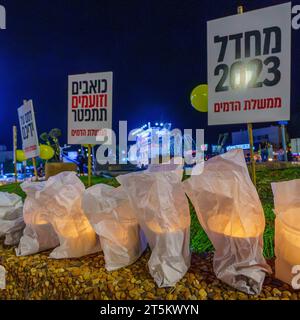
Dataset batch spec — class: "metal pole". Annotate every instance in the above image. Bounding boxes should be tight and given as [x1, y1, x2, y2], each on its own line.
[91, 145, 95, 175]
[88, 144, 92, 187]
[281, 124, 288, 162]
[238, 5, 257, 186]
[247, 123, 257, 186]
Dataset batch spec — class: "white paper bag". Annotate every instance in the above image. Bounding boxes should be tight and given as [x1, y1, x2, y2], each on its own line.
[17, 223, 59, 256]
[0, 192, 22, 219]
[17, 172, 99, 258]
[117, 161, 191, 287]
[272, 179, 300, 285]
[184, 149, 271, 294]
[82, 184, 147, 271]
[16, 180, 60, 256]
[0, 193, 25, 246]
[0, 215, 25, 246]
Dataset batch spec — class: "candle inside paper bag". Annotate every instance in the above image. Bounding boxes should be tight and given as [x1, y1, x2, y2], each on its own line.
[49, 215, 98, 259]
[100, 220, 139, 245]
[207, 214, 264, 238]
[53, 216, 96, 240]
[146, 215, 190, 234]
[100, 220, 142, 266]
[276, 208, 300, 265]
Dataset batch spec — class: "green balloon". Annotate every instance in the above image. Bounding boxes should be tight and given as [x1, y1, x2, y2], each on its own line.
[190, 84, 208, 112]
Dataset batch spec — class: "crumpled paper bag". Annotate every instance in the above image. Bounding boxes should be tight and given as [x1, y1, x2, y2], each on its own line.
[0, 192, 22, 219]
[117, 160, 191, 287]
[0, 209, 25, 246]
[17, 172, 100, 258]
[271, 179, 300, 285]
[184, 149, 271, 294]
[0, 192, 25, 246]
[17, 223, 59, 256]
[16, 181, 60, 256]
[82, 184, 147, 271]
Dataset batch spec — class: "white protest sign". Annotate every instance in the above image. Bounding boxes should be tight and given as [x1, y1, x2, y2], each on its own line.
[207, 2, 291, 125]
[18, 100, 40, 159]
[68, 72, 113, 145]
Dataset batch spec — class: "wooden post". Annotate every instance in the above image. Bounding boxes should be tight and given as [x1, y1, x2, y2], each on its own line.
[32, 157, 38, 181]
[87, 144, 92, 187]
[237, 5, 244, 14]
[13, 126, 17, 183]
[238, 5, 257, 186]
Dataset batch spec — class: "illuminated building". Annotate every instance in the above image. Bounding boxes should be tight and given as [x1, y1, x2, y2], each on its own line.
[130, 122, 172, 167]
[232, 126, 282, 146]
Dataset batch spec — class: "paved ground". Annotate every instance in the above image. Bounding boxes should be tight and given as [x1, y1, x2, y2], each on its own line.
[0, 241, 298, 300]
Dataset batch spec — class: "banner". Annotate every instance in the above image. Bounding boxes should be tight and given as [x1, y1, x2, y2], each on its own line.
[17, 100, 40, 159]
[207, 2, 291, 125]
[68, 72, 113, 144]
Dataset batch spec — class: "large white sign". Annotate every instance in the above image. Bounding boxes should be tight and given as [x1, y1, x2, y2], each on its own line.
[207, 2, 291, 125]
[68, 72, 113, 144]
[18, 100, 40, 159]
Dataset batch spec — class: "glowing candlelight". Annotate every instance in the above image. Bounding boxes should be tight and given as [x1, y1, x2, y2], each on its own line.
[207, 214, 264, 238]
[275, 208, 300, 284]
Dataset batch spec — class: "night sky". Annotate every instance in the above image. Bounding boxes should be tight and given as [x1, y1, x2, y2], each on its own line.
[0, 0, 300, 148]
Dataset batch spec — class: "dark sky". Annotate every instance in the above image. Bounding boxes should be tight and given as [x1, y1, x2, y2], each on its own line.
[0, 0, 300, 148]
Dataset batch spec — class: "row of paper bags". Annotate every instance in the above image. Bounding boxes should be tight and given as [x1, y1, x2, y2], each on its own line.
[0, 149, 299, 294]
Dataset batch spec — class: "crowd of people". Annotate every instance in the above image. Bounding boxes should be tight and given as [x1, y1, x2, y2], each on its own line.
[245, 141, 294, 163]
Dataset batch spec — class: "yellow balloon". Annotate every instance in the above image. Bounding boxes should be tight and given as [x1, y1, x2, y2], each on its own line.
[190, 84, 208, 112]
[16, 150, 26, 162]
[39, 144, 55, 160]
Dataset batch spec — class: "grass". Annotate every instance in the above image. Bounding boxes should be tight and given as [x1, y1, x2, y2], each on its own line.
[0, 176, 119, 198]
[79, 176, 119, 188]
[1, 166, 300, 259]
[0, 183, 26, 199]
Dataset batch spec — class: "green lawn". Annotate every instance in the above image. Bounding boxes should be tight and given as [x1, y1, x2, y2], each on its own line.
[1, 167, 300, 259]
[0, 176, 119, 199]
